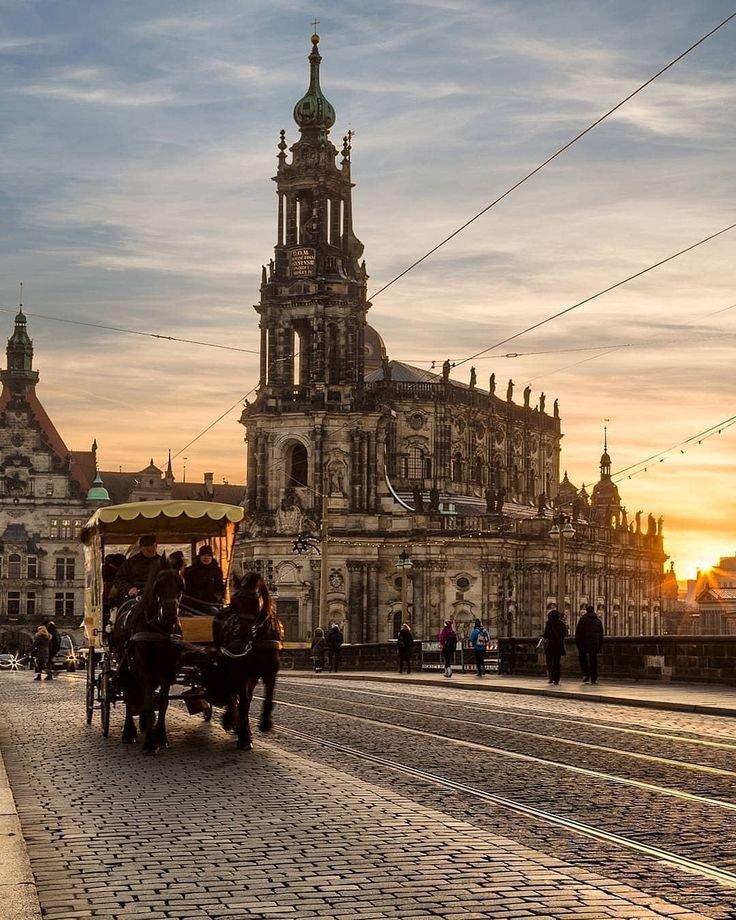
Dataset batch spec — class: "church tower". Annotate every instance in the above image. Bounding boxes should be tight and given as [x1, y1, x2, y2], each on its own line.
[258, 30, 368, 399]
[243, 31, 380, 538]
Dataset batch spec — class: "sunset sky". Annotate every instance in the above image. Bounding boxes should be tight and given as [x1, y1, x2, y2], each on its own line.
[0, 1, 734, 579]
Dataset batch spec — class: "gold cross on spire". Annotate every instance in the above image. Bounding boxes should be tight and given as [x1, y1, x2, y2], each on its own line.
[312, 18, 319, 34]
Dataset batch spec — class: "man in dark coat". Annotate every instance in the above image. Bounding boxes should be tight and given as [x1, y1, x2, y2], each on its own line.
[112, 534, 162, 601]
[184, 546, 225, 608]
[575, 604, 604, 685]
[325, 623, 343, 673]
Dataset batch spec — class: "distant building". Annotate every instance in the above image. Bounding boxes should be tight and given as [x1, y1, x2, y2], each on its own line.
[0, 309, 105, 650]
[237, 35, 669, 642]
[691, 556, 736, 634]
[0, 309, 244, 651]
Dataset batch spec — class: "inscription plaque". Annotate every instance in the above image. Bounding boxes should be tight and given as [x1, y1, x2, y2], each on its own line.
[289, 247, 316, 277]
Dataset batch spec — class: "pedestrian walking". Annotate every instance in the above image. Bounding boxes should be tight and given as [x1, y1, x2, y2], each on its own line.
[575, 604, 604, 684]
[468, 618, 491, 677]
[543, 608, 568, 685]
[326, 623, 343, 672]
[397, 623, 414, 674]
[438, 619, 457, 677]
[29, 625, 51, 681]
[310, 628, 327, 673]
[45, 620, 61, 680]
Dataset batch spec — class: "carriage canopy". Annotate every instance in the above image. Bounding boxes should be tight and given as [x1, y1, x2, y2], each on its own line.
[80, 500, 246, 647]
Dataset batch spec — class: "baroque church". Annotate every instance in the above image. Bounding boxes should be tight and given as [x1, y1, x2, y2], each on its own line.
[239, 33, 670, 642]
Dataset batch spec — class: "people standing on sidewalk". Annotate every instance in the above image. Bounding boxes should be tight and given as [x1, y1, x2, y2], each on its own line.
[397, 623, 414, 674]
[575, 604, 604, 684]
[30, 625, 51, 681]
[326, 623, 343, 673]
[45, 620, 61, 680]
[310, 628, 327, 673]
[543, 609, 568, 685]
[439, 619, 457, 677]
[468, 618, 491, 677]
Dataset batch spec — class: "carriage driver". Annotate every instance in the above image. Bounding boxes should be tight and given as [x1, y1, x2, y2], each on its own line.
[112, 534, 163, 601]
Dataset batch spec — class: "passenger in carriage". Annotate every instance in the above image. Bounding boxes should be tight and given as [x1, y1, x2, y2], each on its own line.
[184, 545, 225, 610]
[111, 534, 163, 601]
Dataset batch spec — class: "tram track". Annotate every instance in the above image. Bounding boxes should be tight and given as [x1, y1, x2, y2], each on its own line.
[274, 697, 736, 813]
[280, 678, 736, 751]
[276, 681, 736, 778]
[277, 725, 736, 890]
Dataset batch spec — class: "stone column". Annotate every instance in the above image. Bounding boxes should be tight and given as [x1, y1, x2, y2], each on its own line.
[347, 561, 363, 642]
[366, 562, 380, 642]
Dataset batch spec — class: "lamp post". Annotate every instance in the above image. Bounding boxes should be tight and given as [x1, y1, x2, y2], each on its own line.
[549, 510, 575, 616]
[396, 549, 412, 627]
[319, 466, 329, 628]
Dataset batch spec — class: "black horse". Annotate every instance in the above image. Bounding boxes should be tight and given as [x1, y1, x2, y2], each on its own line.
[110, 564, 184, 754]
[210, 573, 283, 750]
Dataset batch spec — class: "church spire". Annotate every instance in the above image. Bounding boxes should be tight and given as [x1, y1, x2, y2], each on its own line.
[0, 290, 40, 392]
[293, 30, 336, 145]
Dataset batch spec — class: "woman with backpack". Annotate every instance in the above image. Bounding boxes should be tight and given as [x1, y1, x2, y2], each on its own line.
[468, 618, 491, 677]
[438, 619, 457, 678]
[310, 627, 328, 673]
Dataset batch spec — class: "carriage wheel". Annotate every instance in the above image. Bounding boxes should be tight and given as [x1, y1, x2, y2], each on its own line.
[100, 663, 112, 738]
[85, 651, 96, 725]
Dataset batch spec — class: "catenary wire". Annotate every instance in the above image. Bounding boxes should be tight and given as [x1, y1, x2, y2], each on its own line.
[367, 11, 736, 301]
[452, 222, 736, 368]
[0, 304, 259, 355]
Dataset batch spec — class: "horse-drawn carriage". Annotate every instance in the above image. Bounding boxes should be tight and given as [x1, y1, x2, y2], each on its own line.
[81, 500, 282, 752]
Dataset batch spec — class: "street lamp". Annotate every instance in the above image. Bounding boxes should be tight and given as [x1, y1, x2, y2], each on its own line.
[549, 510, 575, 616]
[396, 549, 413, 627]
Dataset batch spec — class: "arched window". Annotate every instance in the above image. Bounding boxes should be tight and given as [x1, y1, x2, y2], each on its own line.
[406, 446, 427, 480]
[452, 452, 463, 483]
[287, 443, 308, 487]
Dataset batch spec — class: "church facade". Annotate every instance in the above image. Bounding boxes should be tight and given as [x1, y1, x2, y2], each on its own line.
[238, 34, 669, 642]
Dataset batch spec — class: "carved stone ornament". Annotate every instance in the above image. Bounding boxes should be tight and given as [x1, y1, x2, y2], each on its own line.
[408, 412, 425, 431]
[328, 569, 344, 591]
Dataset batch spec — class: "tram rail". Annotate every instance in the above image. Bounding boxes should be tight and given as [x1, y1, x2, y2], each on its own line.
[275, 681, 736, 777]
[273, 697, 736, 812]
[277, 725, 736, 890]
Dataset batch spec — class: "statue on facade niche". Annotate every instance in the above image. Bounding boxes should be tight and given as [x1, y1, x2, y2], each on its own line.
[275, 493, 303, 534]
[489, 373, 496, 396]
[412, 484, 424, 512]
[495, 488, 506, 514]
[442, 359, 451, 382]
[537, 493, 547, 516]
[635, 510, 642, 534]
[507, 379, 514, 401]
[523, 385, 531, 408]
[469, 367, 476, 389]
[485, 487, 494, 514]
[429, 485, 440, 511]
[328, 462, 346, 496]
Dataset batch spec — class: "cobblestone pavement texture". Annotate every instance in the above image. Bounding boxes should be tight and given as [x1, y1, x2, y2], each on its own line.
[0, 673, 732, 920]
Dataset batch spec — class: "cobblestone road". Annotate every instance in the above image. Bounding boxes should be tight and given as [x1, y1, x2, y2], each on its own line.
[0, 673, 732, 919]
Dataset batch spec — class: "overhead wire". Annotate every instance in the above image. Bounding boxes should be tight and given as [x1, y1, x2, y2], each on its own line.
[452, 222, 736, 368]
[0, 304, 259, 355]
[612, 414, 736, 482]
[367, 10, 736, 301]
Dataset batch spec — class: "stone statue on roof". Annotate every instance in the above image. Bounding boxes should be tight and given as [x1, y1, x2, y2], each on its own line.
[442, 359, 451, 382]
[489, 373, 496, 396]
[523, 385, 531, 408]
[469, 367, 476, 389]
[507, 379, 514, 401]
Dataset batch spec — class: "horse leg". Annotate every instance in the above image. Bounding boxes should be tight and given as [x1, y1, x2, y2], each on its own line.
[222, 693, 237, 732]
[236, 678, 256, 750]
[121, 696, 138, 744]
[151, 683, 171, 750]
[259, 662, 278, 733]
[140, 675, 159, 755]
